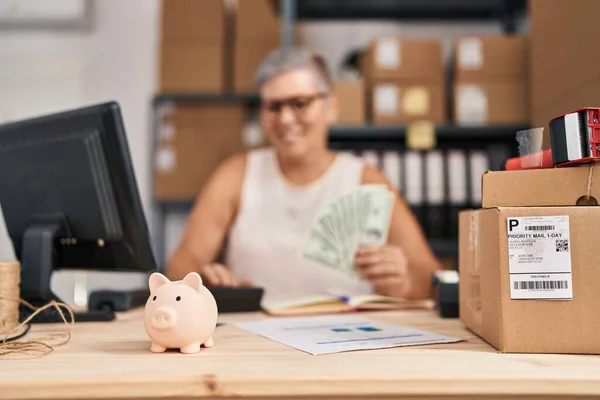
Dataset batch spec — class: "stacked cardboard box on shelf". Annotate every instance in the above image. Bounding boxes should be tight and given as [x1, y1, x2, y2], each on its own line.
[159, 0, 227, 93]
[459, 166, 600, 354]
[452, 35, 529, 125]
[154, 103, 248, 200]
[155, 0, 282, 200]
[530, 0, 600, 148]
[233, 0, 281, 93]
[334, 80, 366, 125]
[362, 37, 446, 124]
[159, 0, 285, 93]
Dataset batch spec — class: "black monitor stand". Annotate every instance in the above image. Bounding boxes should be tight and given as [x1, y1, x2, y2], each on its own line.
[18, 218, 146, 324]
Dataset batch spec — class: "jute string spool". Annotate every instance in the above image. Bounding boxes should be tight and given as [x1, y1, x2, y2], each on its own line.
[0, 261, 75, 358]
[0, 261, 19, 334]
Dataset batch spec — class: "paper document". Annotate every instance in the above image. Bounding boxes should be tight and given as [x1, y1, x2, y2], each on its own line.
[0, 202, 16, 261]
[234, 315, 463, 355]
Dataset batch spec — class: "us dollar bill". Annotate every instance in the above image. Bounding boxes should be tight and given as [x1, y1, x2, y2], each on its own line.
[303, 184, 395, 279]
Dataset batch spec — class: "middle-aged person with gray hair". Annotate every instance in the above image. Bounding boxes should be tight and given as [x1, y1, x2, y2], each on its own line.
[166, 47, 442, 300]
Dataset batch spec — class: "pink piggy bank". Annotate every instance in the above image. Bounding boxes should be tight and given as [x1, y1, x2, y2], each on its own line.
[143, 272, 218, 354]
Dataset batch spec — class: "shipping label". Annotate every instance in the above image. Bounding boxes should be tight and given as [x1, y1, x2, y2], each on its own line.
[506, 216, 573, 300]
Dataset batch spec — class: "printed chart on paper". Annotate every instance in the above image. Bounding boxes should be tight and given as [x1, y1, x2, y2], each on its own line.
[234, 315, 462, 355]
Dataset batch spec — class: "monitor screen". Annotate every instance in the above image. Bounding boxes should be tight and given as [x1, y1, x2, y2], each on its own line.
[0, 102, 157, 274]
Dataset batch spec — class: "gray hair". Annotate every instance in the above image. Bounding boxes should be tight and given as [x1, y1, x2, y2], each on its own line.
[254, 47, 333, 92]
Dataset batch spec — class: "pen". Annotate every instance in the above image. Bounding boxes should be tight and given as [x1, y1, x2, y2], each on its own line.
[326, 289, 350, 303]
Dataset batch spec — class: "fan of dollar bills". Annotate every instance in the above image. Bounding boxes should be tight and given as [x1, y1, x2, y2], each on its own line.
[303, 184, 395, 279]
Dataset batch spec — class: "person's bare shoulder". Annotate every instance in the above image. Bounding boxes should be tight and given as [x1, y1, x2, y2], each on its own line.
[217, 151, 247, 175]
[360, 162, 393, 188]
[206, 151, 246, 187]
[360, 162, 413, 208]
[196, 152, 248, 212]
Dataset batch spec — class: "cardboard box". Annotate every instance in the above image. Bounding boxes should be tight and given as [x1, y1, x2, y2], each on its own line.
[234, 0, 279, 38]
[334, 80, 366, 125]
[482, 166, 600, 208]
[453, 80, 529, 125]
[158, 0, 227, 92]
[154, 104, 247, 200]
[362, 37, 444, 82]
[369, 81, 446, 124]
[461, 167, 600, 354]
[459, 206, 600, 354]
[161, 0, 226, 41]
[233, 36, 279, 93]
[231, 0, 281, 92]
[159, 42, 225, 93]
[530, 0, 600, 146]
[454, 35, 528, 81]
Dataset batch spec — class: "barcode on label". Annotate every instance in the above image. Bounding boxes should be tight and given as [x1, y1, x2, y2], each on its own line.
[524, 225, 555, 231]
[513, 280, 569, 290]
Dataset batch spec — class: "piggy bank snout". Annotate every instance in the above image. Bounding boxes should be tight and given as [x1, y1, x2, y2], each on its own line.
[151, 307, 178, 330]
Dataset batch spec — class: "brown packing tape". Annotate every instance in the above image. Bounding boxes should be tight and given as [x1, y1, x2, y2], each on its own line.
[469, 212, 482, 330]
[459, 211, 480, 335]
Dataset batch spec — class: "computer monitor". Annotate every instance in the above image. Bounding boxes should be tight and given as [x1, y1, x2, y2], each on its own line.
[0, 102, 158, 323]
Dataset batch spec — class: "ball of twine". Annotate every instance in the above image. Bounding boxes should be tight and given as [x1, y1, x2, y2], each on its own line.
[0, 261, 75, 358]
[0, 261, 20, 335]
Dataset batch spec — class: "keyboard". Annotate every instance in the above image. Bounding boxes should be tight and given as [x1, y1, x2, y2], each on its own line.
[18, 285, 265, 325]
[88, 286, 264, 314]
[208, 287, 264, 313]
[19, 305, 114, 324]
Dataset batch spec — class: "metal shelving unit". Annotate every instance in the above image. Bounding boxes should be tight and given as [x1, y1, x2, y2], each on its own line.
[150, 1, 528, 265]
[328, 124, 529, 142]
[277, 0, 527, 43]
[154, 93, 260, 106]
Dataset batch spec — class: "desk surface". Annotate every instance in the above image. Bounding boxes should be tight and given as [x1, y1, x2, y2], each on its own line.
[2, 309, 600, 400]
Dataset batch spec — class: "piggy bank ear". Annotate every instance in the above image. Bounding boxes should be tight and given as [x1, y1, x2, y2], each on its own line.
[149, 272, 170, 293]
[182, 272, 203, 292]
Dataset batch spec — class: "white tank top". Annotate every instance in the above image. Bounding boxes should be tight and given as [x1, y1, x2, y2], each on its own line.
[224, 147, 373, 296]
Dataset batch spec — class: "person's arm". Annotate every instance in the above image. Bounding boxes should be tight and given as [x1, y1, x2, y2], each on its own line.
[165, 153, 246, 284]
[357, 163, 443, 299]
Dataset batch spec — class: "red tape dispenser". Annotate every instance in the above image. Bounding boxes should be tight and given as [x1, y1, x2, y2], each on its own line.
[550, 107, 600, 167]
[505, 107, 600, 170]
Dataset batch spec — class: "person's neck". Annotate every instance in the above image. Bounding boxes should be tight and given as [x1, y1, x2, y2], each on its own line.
[276, 149, 336, 186]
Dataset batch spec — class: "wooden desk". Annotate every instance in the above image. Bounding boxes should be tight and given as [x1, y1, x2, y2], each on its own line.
[2, 308, 600, 399]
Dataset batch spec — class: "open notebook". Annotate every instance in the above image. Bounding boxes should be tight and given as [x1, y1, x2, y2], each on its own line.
[261, 293, 434, 316]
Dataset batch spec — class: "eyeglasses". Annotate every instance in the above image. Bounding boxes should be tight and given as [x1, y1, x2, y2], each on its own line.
[260, 92, 329, 119]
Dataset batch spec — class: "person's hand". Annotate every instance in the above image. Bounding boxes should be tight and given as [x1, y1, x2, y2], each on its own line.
[200, 263, 253, 287]
[354, 245, 410, 298]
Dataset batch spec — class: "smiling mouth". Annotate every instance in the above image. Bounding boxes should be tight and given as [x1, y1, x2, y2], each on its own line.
[280, 132, 303, 143]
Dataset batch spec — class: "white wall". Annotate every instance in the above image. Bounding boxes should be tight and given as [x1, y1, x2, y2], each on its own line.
[0, 1, 526, 306]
